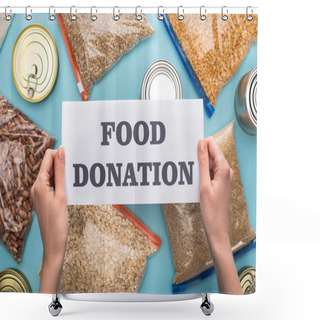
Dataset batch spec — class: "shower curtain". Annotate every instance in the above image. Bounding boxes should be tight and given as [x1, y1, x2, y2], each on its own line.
[0, 8, 257, 297]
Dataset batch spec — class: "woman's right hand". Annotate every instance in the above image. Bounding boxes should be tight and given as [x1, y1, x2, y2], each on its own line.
[197, 137, 233, 249]
[197, 137, 243, 295]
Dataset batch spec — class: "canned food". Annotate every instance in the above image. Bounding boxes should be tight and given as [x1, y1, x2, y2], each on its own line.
[12, 24, 58, 103]
[234, 67, 257, 135]
[0, 269, 31, 292]
[238, 267, 256, 294]
[141, 60, 182, 100]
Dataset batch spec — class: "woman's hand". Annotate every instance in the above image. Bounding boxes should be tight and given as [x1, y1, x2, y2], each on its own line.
[31, 146, 68, 294]
[198, 138, 243, 295]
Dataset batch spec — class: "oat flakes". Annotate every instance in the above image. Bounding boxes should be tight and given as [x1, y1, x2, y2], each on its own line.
[61, 205, 161, 293]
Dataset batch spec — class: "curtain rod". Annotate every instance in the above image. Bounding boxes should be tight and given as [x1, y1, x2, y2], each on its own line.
[0, 6, 259, 15]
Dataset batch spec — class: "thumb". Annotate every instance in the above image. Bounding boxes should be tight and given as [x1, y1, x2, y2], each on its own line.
[197, 139, 211, 191]
[54, 146, 66, 200]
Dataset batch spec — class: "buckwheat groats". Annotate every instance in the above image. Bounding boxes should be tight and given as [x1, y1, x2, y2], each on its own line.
[58, 14, 155, 100]
[214, 121, 256, 251]
[166, 14, 258, 116]
[61, 205, 161, 293]
[162, 202, 213, 285]
[163, 121, 255, 285]
[0, 94, 55, 262]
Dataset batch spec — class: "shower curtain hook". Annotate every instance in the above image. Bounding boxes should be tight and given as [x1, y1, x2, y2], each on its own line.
[113, 6, 120, 21]
[246, 6, 253, 21]
[158, 6, 164, 20]
[91, 6, 97, 21]
[177, 6, 184, 21]
[4, 6, 12, 21]
[135, 6, 142, 21]
[49, 6, 56, 21]
[25, 6, 32, 21]
[70, 6, 77, 21]
[200, 6, 207, 21]
[221, 6, 228, 21]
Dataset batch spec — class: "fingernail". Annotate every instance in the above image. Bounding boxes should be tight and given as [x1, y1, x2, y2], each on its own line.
[199, 140, 206, 151]
[58, 146, 64, 160]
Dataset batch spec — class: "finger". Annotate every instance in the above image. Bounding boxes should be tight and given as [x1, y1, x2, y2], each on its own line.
[209, 156, 214, 171]
[53, 146, 66, 200]
[49, 174, 55, 189]
[204, 137, 222, 160]
[206, 137, 230, 179]
[37, 149, 56, 185]
[30, 185, 34, 202]
[197, 139, 211, 190]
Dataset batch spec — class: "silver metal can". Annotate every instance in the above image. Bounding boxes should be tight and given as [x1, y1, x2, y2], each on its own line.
[238, 267, 256, 294]
[12, 24, 58, 103]
[0, 269, 31, 293]
[141, 60, 182, 100]
[234, 67, 257, 135]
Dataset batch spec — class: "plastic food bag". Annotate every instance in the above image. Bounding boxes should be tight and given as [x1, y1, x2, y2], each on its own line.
[57, 14, 155, 100]
[61, 205, 162, 293]
[162, 121, 255, 292]
[164, 14, 258, 117]
[0, 14, 12, 50]
[215, 121, 256, 251]
[0, 95, 55, 262]
[162, 203, 213, 285]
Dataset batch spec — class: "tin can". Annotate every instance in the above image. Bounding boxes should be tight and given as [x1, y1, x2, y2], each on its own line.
[0, 269, 31, 292]
[238, 267, 256, 294]
[234, 67, 257, 135]
[141, 60, 183, 100]
[12, 24, 58, 103]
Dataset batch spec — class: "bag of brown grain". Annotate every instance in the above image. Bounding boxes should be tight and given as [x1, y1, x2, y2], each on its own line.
[162, 121, 255, 291]
[164, 14, 258, 117]
[57, 14, 155, 100]
[0, 94, 55, 262]
[61, 205, 161, 293]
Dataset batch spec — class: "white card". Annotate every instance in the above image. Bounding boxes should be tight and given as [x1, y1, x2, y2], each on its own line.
[62, 99, 203, 205]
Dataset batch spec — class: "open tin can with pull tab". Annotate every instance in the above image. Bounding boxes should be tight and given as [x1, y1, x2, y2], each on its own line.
[12, 24, 58, 103]
[234, 67, 257, 135]
[141, 60, 183, 100]
[238, 267, 256, 294]
[0, 269, 31, 293]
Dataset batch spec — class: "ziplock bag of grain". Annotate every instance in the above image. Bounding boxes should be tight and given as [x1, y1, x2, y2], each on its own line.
[162, 121, 255, 292]
[57, 14, 155, 100]
[61, 205, 161, 293]
[0, 14, 13, 50]
[0, 94, 55, 262]
[164, 14, 257, 117]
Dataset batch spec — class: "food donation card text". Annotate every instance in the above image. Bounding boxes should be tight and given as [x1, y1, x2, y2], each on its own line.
[62, 99, 203, 204]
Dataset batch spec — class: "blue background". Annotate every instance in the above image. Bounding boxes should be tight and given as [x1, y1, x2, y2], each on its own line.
[0, 14, 256, 294]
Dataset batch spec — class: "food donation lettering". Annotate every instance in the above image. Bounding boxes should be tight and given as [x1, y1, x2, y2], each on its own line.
[73, 121, 195, 188]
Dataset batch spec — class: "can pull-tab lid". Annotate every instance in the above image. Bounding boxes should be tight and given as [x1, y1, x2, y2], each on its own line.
[27, 64, 38, 99]
[12, 24, 58, 103]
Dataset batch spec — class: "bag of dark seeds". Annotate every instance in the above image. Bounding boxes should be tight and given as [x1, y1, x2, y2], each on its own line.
[57, 14, 155, 100]
[0, 94, 55, 262]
